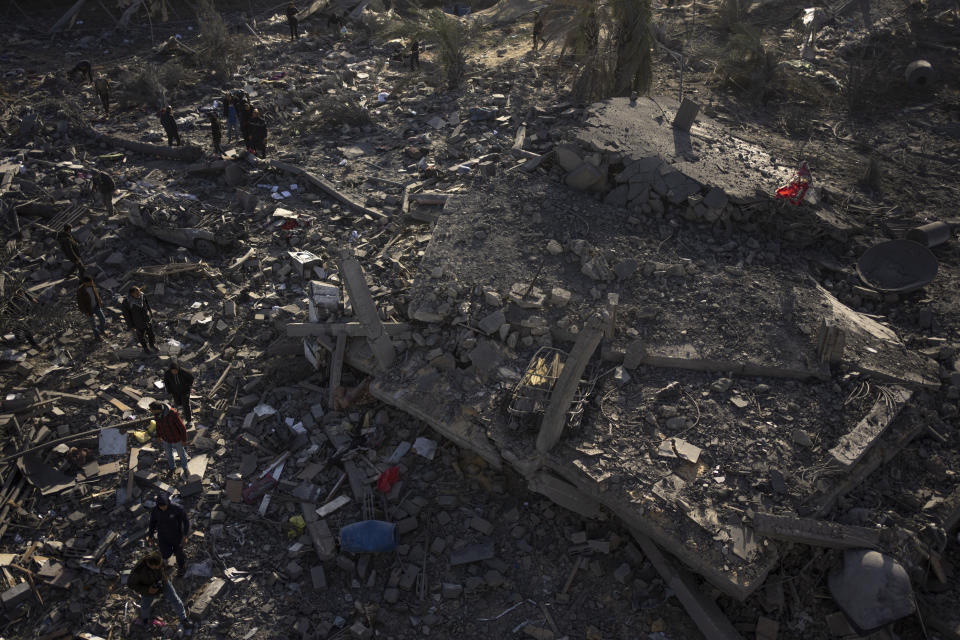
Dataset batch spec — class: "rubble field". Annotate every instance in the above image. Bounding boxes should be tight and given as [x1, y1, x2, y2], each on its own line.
[1, 0, 960, 639]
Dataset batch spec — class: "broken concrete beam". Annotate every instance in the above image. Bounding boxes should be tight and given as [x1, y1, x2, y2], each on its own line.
[528, 472, 602, 519]
[565, 163, 604, 190]
[187, 577, 226, 619]
[673, 98, 701, 132]
[536, 320, 604, 453]
[449, 542, 495, 566]
[1, 581, 32, 610]
[337, 251, 395, 370]
[817, 318, 846, 364]
[630, 528, 744, 640]
[81, 127, 203, 162]
[286, 322, 410, 338]
[307, 519, 336, 561]
[829, 386, 911, 468]
[753, 513, 880, 550]
[269, 160, 385, 219]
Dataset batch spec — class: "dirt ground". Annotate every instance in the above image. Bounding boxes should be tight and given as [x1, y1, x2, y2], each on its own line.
[1, 0, 959, 639]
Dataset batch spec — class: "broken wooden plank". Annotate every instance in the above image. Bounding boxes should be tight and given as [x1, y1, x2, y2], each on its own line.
[187, 577, 226, 618]
[337, 251, 395, 370]
[829, 386, 911, 468]
[287, 322, 411, 338]
[630, 528, 744, 640]
[753, 513, 881, 549]
[328, 334, 346, 410]
[269, 160, 386, 219]
[206, 363, 233, 400]
[528, 471, 602, 519]
[315, 495, 351, 518]
[536, 320, 604, 453]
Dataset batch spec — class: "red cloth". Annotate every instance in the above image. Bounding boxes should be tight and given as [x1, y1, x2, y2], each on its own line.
[775, 162, 812, 205]
[377, 466, 400, 493]
[156, 407, 188, 444]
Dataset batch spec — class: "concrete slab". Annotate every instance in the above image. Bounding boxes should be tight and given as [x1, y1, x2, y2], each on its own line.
[574, 96, 793, 202]
[365, 186, 937, 601]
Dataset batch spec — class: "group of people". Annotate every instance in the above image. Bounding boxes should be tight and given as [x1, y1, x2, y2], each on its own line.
[48, 223, 199, 630]
[221, 92, 268, 158]
[130, 491, 192, 633]
[68, 60, 270, 159]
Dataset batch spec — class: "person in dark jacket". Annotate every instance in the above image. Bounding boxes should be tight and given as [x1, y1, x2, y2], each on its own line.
[246, 109, 267, 157]
[150, 401, 190, 474]
[77, 275, 106, 341]
[159, 106, 182, 146]
[532, 11, 544, 50]
[91, 170, 116, 215]
[286, 2, 299, 40]
[224, 96, 238, 143]
[207, 112, 223, 155]
[68, 59, 93, 83]
[94, 74, 110, 115]
[410, 39, 420, 70]
[149, 493, 190, 576]
[128, 552, 191, 634]
[163, 361, 195, 425]
[56, 224, 84, 275]
[121, 286, 157, 354]
[237, 99, 253, 150]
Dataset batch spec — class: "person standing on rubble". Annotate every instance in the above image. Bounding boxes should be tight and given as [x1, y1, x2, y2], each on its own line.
[128, 552, 193, 635]
[286, 2, 300, 40]
[121, 286, 158, 355]
[92, 169, 116, 216]
[224, 96, 238, 143]
[150, 400, 190, 476]
[163, 361, 195, 426]
[238, 99, 253, 150]
[532, 11, 544, 51]
[56, 224, 84, 276]
[76, 275, 107, 341]
[160, 106, 182, 147]
[207, 112, 223, 156]
[409, 39, 420, 71]
[149, 493, 190, 577]
[246, 109, 268, 158]
[94, 73, 110, 115]
[67, 59, 93, 83]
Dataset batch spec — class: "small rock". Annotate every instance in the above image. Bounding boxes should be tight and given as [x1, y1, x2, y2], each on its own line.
[546, 239, 563, 255]
[711, 378, 733, 393]
[441, 582, 463, 599]
[550, 287, 572, 307]
[791, 428, 814, 448]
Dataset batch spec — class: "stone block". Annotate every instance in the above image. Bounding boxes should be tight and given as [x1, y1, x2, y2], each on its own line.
[555, 146, 583, 172]
[565, 163, 604, 190]
[469, 516, 494, 536]
[673, 98, 700, 131]
[442, 582, 463, 599]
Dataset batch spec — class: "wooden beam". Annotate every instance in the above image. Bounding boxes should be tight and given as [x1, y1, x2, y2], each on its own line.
[536, 319, 603, 453]
[287, 322, 410, 338]
[328, 334, 346, 410]
[337, 251, 395, 370]
[269, 160, 386, 220]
